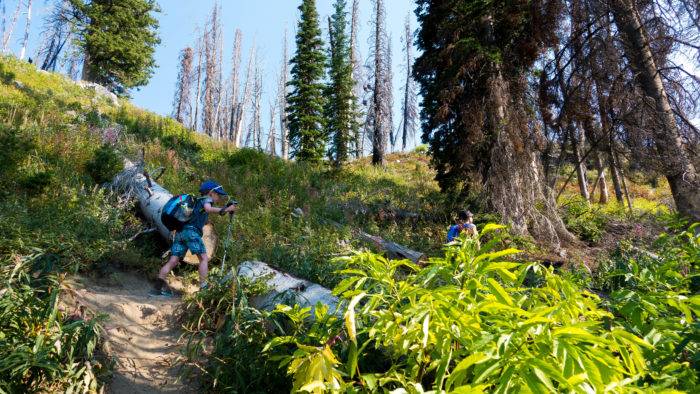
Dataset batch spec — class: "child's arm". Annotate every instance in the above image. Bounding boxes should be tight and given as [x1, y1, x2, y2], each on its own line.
[202, 202, 237, 215]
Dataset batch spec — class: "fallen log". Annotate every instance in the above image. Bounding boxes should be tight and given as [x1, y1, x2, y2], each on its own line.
[236, 261, 340, 316]
[355, 229, 425, 263]
[112, 159, 216, 265]
[327, 220, 425, 263]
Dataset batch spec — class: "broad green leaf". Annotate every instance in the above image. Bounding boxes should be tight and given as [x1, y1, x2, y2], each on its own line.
[486, 278, 514, 307]
[552, 327, 604, 344]
[451, 384, 490, 394]
[344, 292, 366, 342]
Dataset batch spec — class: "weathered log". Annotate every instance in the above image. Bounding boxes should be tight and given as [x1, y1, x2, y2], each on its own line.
[236, 261, 340, 316]
[112, 160, 216, 265]
[326, 219, 425, 263]
[355, 229, 425, 263]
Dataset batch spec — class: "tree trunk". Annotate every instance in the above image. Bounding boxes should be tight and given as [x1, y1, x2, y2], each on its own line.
[570, 123, 590, 201]
[594, 151, 609, 203]
[237, 261, 339, 316]
[486, 73, 574, 248]
[18, 0, 31, 61]
[608, 141, 624, 203]
[610, 0, 700, 222]
[2, 1, 22, 53]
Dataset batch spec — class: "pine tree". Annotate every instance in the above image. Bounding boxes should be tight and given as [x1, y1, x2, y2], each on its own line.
[326, 0, 355, 167]
[413, 0, 574, 246]
[69, 0, 160, 93]
[287, 0, 327, 163]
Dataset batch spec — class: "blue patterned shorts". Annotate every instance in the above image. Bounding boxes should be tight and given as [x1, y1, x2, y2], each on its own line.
[171, 227, 207, 257]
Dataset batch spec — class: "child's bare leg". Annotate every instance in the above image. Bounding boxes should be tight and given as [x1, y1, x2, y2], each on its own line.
[159, 255, 181, 281]
[197, 253, 209, 286]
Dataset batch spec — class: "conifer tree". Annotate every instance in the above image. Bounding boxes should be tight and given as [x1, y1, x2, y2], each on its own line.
[287, 0, 327, 163]
[413, 0, 574, 246]
[326, 0, 355, 167]
[69, 0, 160, 93]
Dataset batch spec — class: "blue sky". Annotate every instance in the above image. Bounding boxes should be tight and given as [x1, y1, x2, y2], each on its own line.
[4, 0, 420, 149]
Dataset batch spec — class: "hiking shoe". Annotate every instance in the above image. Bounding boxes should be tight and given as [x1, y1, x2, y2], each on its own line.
[199, 283, 209, 291]
[149, 287, 174, 297]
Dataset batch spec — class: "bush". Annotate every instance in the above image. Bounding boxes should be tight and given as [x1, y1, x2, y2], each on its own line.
[590, 224, 699, 391]
[0, 255, 105, 393]
[86, 145, 123, 184]
[560, 196, 612, 242]
[259, 225, 698, 392]
[18, 170, 54, 196]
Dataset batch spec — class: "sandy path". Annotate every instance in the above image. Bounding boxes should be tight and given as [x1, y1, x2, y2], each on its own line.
[66, 271, 199, 394]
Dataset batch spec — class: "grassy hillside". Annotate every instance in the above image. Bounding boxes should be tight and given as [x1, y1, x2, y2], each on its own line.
[0, 57, 696, 393]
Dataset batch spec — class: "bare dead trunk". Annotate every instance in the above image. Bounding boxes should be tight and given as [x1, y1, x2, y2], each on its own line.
[2, 1, 22, 53]
[611, 0, 700, 221]
[18, 0, 31, 60]
[192, 36, 204, 131]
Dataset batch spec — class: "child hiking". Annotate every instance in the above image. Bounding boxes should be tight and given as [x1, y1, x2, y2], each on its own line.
[447, 209, 478, 242]
[153, 180, 237, 297]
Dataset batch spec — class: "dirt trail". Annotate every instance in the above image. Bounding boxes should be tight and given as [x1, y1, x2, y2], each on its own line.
[65, 271, 199, 394]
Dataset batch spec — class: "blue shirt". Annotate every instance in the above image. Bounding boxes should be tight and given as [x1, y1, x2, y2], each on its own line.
[183, 196, 213, 234]
[447, 223, 476, 242]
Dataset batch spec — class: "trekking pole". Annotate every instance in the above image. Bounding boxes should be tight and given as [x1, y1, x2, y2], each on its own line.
[221, 212, 234, 271]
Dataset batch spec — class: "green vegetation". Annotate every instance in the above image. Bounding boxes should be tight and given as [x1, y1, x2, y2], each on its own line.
[0, 54, 697, 393]
[184, 226, 698, 393]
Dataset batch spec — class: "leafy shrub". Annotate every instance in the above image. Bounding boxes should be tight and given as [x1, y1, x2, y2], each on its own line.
[591, 224, 699, 391]
[0, 255, 105, 393]
[413, 144, 428, 155]
[560, 196, 611, 242]
[261, 226, 695, 392]
[85, 145, 123, 184]
[0, 126, 33, 181]
[180, 270, 290, 392]
[18, 170, 55, 195]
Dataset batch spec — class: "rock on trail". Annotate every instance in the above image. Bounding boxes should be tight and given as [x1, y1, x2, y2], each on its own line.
[65, 271, 199, 394]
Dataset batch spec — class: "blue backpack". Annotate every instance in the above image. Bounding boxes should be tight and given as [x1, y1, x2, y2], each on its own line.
[161, 194, 196, 231]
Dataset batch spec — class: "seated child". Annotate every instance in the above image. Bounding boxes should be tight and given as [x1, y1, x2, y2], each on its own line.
[447, 210, 478, 242]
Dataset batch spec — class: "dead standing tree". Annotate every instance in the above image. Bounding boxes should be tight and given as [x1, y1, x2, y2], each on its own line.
[201, 4, 223, 137]
[609, 0, 700, 221]
[18, 0, 31, 60]
[192, 32, 204, 131]
[278, 28, 290, 159]
[369, 0, 390, 165]
[172, 47, 194, 125]
[232, 43, 255, 147]
[37, 0, 73, 71]
[399, 14, 418, 152]
[2, 0, 21, 53]
[227, 29, 242, 142]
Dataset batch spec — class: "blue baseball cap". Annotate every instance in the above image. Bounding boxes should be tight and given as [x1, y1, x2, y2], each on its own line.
[199, 180, 228, 196]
